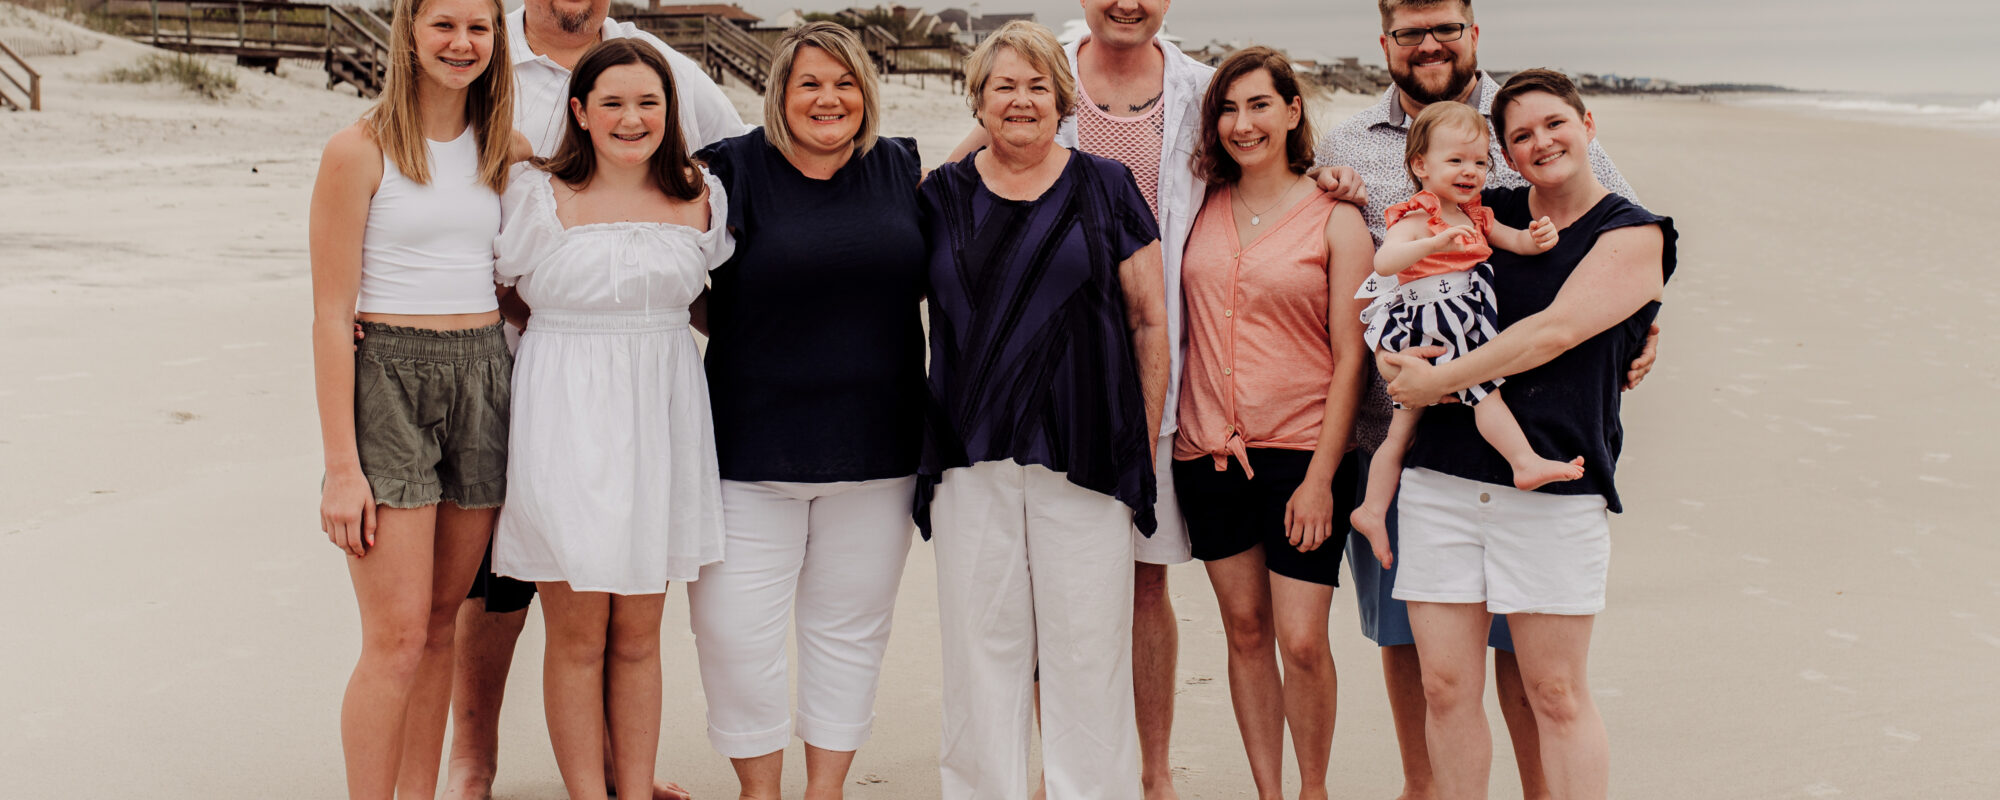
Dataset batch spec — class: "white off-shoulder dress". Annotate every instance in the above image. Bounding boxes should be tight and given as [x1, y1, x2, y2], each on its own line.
[492, 166, 734, 594]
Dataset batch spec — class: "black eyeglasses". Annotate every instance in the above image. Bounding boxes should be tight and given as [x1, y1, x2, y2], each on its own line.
[1388, 22, 1468, 46]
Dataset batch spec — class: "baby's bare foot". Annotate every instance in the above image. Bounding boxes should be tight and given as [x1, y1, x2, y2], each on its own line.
[1350, 505, 1394, 568]
[1513, 456, 1585, 491]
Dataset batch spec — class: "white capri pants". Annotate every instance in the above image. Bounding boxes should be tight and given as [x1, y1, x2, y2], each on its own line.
[931, 459, 1140, 800]
[687, 476, 917, 757]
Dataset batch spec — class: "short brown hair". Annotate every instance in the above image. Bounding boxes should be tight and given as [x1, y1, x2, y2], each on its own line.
[764, 22, 881, 160]
[538, 39, 703, 202]
[1377, 0, 1474, 31]
[1193, 47, 1315, 185]
[964, 20, 1077, 123]
[1401, 100, 1487, 190]
[1491, 68, 1588, 146]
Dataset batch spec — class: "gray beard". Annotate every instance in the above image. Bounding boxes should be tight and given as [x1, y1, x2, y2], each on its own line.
[554, 8, 590, 34]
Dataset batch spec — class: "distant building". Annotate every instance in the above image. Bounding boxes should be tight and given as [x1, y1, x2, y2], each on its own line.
[935, 7, 971, 31]
[959, 11, 1035, 45]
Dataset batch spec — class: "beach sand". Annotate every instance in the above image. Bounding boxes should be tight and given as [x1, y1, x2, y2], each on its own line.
[3, 6, 1996, 797]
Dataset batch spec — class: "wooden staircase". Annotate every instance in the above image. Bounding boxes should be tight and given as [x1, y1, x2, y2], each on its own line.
[622, 13, 773, 93]
[90, 0, 387, 97]
[0, 37, 42, 110]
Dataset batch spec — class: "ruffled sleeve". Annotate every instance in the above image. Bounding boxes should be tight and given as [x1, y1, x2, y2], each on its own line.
[694, 167, 736, 271]
[1465, 199, 1496, 237]
[494, 164, 562, 286]
[1384, 189, 1443, 230]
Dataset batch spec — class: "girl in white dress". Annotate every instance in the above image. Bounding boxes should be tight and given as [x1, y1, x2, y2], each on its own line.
[489, 38, 731, 800]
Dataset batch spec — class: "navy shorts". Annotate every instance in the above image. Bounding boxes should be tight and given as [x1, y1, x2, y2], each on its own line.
[1173, 448, 1359, 588]
[467, 541, 535, 614]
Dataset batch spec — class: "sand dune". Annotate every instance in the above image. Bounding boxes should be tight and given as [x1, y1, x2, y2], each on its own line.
[3, 5, 1996, 797]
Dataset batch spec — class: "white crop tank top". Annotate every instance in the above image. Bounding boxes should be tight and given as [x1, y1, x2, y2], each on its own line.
[358, 127, 503, 314]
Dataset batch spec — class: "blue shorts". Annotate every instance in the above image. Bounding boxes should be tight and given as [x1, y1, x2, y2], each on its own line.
[1345, 452, 1514, 651]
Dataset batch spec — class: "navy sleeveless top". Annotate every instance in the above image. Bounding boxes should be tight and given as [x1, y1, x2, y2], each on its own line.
[697, 129, 928, 483]
[915, 149, 1163, 537]
[1404, 186, 1677, 513]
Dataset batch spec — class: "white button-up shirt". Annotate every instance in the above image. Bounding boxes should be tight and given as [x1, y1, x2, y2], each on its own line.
[507, 9, 750, 158]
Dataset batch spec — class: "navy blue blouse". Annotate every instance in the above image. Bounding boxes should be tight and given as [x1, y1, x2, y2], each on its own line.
[697, 129, 928, 483]
[915, 149, 1162, 536]
[1405, 187, 1677, 512]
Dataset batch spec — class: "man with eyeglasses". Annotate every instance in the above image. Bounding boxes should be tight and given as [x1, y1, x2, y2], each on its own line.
[1311, 2, 1649, 800]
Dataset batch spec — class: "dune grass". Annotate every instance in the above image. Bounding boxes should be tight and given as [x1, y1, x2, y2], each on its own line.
[104, 52, 237, 99]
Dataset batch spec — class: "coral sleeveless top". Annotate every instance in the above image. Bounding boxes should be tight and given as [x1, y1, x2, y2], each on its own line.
[1386, 190, 1494, 284]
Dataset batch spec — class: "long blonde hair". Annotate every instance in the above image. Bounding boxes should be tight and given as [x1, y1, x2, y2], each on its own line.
[369, 0, 515, 192]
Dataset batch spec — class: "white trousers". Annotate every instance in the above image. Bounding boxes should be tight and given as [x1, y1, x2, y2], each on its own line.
[932, 460, 1140, 800]
[687, 476, 917, 758]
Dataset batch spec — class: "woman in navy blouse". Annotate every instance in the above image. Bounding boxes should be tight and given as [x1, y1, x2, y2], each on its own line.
[1380, 70, 1677, 800]
[684, 23, 927, 800]
[915, 20, 1169, 800]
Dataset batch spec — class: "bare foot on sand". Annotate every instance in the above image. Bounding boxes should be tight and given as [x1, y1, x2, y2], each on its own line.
[442, 777, 493, 800]
[1350, 504, 1394, 569]
[1511, 455, 1585, 491]
[605, 779, 690, 800]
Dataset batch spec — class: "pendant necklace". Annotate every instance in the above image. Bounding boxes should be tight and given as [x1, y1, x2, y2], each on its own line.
[1240, 176, 1301, 226]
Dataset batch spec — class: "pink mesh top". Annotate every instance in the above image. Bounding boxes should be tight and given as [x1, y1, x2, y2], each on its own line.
[1075, 84, 1165, 218]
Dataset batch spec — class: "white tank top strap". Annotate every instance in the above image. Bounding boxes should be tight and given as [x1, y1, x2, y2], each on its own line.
[358, 125, 503, 315]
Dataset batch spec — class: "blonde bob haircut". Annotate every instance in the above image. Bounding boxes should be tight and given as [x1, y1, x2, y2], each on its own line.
[371, 0, 515, 193]
[764, 22, 881, 159]
[963, 20, 1077, 124]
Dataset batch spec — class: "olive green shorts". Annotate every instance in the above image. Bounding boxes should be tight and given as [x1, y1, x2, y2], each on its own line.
[354, 321, 511, 510]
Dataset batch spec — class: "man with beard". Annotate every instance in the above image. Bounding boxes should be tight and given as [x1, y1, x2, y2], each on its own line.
[947, 3, 1364, 797]
[1313, 2, 1643, 799]
[443, 1, 747, 798]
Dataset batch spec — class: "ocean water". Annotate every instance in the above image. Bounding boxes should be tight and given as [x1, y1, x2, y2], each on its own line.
[1722, 92, 2000, 137]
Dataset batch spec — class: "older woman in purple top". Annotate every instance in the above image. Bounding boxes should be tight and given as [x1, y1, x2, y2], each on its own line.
[915, 20, 1169, 800]
[683, 23, 927, 800]
[1381, 70, 1677, 800]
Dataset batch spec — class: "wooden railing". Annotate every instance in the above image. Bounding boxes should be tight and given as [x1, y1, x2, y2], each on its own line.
[622, 14, 773, 92]
[0, 38, 41, 110]
[883, 42, 968, 75]
[323, 3, 386, 96]
[87, 0, 387, 95]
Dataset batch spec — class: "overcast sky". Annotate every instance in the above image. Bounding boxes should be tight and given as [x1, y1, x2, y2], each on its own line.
[721, 1, 2000, 95]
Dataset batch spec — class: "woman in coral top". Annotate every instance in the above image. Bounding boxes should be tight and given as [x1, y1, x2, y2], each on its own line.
[1170, 48, 1374, 798]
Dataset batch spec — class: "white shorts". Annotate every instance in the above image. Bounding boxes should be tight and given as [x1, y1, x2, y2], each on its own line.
[1134, 433, 1193, 566]
[1390, 468, 1610, 615]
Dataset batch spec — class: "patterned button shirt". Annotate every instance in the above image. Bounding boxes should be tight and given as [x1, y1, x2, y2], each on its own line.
[1315, 72, 1637, 451]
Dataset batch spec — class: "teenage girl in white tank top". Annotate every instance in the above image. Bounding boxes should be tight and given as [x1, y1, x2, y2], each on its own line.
[306, 0, 528, 794]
